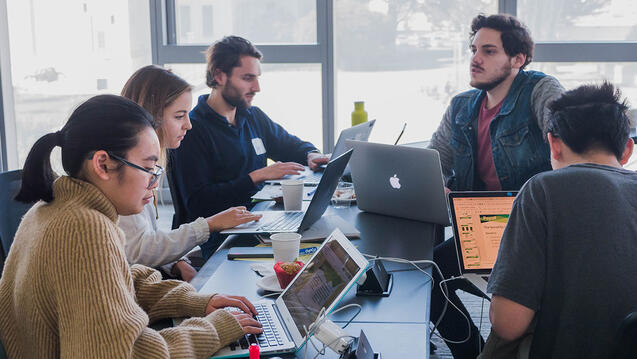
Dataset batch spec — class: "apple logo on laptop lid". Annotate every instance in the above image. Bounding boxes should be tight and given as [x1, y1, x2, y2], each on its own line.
[389, 174, 401, 189]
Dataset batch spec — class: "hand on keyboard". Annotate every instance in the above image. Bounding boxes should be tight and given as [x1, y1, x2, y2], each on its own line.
[249, 162, 305, 183]
[206, 294, 258, 316]
[230, 312, 263, 334]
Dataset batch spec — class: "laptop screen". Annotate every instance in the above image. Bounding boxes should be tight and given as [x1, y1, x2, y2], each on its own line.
[450, 192, 517, 271]
[280, 238, 362, 336]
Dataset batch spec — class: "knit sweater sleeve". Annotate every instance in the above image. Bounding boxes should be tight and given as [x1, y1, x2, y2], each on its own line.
[429, 102, 455, 179]
[52, 211, 243, 358]
[531, 75, 564, 133]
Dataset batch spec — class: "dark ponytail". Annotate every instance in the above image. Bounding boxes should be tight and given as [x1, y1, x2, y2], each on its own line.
[15, 94, 154, 204]
[14, 133, 60, 203]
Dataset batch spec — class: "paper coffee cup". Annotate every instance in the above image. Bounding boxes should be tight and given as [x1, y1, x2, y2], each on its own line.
[281, 179, 303, 211]
[270, 232, 302, 263]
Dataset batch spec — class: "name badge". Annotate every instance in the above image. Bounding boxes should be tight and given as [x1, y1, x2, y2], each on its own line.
[251, 138, 266, 155]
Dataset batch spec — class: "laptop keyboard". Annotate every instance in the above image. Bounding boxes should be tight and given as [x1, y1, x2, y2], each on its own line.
[226, 303, 286, 351]
[298, 171, 322, 183]
[260, 211, 304, 232]
[254, 303, 285, 348]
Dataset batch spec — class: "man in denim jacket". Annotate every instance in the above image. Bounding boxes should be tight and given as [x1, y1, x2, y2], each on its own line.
[428, 14, 563, 358]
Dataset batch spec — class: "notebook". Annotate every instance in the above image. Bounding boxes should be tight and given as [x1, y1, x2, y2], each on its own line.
[267, 120, 375, 185]
[448, 191, 518, 296]
[211, 228, 370, 358]
[221, 150, 352, 234]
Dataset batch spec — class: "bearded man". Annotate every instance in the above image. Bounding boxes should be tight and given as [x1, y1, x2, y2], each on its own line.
[169, 36, 328, 255]
[427, 14, 564, 358]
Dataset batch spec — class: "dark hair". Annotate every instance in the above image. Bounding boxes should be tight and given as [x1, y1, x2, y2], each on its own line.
[15, 94, 154, 203]
[546, 82, 630, 160]
[470, 14, 534, 70]
[121, 65, 191, 152]
[205, 35, 262, 88]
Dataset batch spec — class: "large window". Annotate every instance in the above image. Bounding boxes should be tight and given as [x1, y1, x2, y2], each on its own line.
[3, 0, 637, 170]
[167, 62, 323, 148]
[519, 0, 637, 42]
[3, 0, 152, 169]
[334, 0, 497, 145]
[174, 0, 317, 45]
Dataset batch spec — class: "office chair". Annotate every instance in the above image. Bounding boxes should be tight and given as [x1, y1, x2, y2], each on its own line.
[610, 311, 637, 359]
[0, 170, 34, 270]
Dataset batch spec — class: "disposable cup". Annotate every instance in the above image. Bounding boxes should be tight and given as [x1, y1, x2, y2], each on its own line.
[281, 179, 304, 211]
[270, 232, 302, 263]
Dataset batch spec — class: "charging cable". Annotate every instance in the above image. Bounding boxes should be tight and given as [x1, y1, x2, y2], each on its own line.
[361, 254, 472, 345]
[256, 255, 474, 353]
[301, 304, 362, 359]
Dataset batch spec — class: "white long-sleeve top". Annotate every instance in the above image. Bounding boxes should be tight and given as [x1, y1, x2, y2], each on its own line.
[118, 202, 209, 268]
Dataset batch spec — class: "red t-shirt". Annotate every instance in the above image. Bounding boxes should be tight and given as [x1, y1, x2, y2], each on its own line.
[476, 96, 504, 190]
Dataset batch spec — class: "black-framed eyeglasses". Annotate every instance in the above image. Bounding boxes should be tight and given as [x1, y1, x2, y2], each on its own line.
[108, 152, 164, 189]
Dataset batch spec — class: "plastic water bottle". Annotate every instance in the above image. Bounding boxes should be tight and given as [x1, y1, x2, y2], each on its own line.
[351, 101, 368, 126]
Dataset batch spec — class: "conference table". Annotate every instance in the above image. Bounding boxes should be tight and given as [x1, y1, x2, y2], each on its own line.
[190, 201, 444, 358]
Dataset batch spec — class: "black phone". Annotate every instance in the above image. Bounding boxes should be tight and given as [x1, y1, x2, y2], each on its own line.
[227, 247, 274, 260]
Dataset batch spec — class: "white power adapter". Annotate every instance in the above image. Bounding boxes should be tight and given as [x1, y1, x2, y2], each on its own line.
[313, 319, 353, 354]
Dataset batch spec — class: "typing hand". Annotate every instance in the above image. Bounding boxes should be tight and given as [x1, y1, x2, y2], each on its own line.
[206, 294, 259, 316]
[207, 206, 262, 232]
[249, 162, 305, 183]
[230, 312, 263, 335]
[307, 152, 329, 171]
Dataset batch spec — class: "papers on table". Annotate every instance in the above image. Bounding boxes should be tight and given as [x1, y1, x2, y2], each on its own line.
[252, 184, 316, 201]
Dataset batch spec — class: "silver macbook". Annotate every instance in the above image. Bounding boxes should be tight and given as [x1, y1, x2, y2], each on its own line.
[267, 120, 375, 185]
[347, 140, 450, 225]
[448, 191, 517, 296]
[211, 228, 370, 358]
[221, 150, 352, 234]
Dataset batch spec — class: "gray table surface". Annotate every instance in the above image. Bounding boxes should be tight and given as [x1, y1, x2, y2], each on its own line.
[191, 202, 442, 358]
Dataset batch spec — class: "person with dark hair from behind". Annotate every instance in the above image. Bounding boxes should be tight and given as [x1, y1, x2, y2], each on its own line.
[0, 94, 262, 357]
[119, 65, 261, 282]
[169, 35, 329, 258]
[481, 82, 637, 359]
[427, 13, 564, 357]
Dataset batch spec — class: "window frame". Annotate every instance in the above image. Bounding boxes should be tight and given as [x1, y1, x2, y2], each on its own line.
[149, 0, 335, 153]
[1, 0, 637, 171]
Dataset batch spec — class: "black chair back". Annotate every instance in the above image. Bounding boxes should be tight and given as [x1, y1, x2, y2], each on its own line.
[0, 170, 34, 268]
[611, 311, 637, 359]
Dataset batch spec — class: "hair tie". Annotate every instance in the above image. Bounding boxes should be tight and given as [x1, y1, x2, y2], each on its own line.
[55, 131, 65, 147]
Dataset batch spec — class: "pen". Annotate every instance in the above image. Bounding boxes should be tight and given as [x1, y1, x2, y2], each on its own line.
[307, 188, 317, 197]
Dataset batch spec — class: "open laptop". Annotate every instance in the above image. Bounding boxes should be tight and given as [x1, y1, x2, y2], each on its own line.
[347, 140, 450, 225]
[448, 191, 517, 296]
[267, 120, 375, 185]
[221, 149, 353, 234]
[212, 228, 370, 358]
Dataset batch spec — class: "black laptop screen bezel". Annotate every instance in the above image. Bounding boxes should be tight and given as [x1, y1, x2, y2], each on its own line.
[448, 191, 518, 275]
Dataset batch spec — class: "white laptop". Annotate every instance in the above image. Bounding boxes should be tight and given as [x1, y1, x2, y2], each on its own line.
[211, 228, 370, 358]
[347, 140, 450, 225]
[221, 150, 352, 234]
[267, 120, 375, 185]
[448, 191, 517, 296]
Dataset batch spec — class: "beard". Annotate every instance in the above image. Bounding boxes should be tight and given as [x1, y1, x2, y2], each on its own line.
[470, 62, 512, 91]
[221, 81, 251, 111]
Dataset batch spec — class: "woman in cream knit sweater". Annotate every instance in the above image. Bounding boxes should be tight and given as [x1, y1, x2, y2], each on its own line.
[0, 95, 261, 358]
